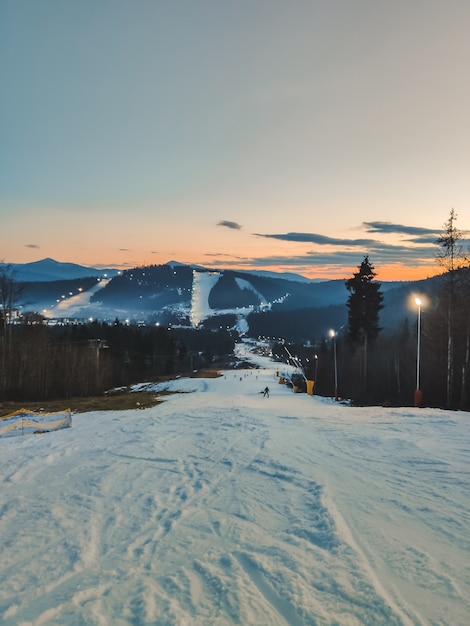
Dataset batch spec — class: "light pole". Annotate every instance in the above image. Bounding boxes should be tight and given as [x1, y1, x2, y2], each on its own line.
[329, 329, 338, 401]
[414, 297, 423, 407]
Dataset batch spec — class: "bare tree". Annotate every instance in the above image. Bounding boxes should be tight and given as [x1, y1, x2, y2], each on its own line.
[0, 263, 25, 394]
[435, 210, 469, 406]
[0, 263, 25, 338]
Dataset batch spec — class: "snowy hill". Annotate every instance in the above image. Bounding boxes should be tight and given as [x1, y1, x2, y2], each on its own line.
[1, 341, 469, 624]
[14, 260, 429, 339]
[20, 262, 351, 329]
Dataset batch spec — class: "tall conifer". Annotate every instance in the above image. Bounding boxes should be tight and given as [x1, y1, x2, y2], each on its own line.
[346, 256, 384, 395]
[346, 255, 383, 343]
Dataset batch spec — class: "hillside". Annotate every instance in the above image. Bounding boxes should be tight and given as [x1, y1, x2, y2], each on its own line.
[12, 259, 450, 343]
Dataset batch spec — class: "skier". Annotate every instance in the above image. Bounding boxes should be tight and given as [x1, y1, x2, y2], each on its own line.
[263, 386, 270, 398]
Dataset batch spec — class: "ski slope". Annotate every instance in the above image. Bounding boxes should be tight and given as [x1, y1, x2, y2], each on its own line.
[0, 343, 469, 625]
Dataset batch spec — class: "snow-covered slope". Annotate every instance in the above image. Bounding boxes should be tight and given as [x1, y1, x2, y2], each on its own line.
[1, 344, 469, 625]
[46, 278, 112, 318]
[190, 270, 222, 326]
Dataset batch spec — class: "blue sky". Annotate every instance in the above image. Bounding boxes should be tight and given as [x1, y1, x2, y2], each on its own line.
[1, 0, 469, 279]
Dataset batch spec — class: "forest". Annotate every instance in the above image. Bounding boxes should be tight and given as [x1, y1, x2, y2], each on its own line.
[272, 211, 470, 411]
[0, 316, 237, 402]
[272, 267, 470, 411]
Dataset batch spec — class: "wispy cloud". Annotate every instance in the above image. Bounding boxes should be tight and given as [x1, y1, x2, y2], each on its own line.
[254, 231, 380, 247]
[206, 246, 437, 271]
[362, 221, 470, 246]
[218, 221, 242, 230]
[363, 221, 439, 236]
[204, 225, 440, 277]
[362, 222, 440, 244]
[25, 243, 40, 249]
[205, 252, 244, 259]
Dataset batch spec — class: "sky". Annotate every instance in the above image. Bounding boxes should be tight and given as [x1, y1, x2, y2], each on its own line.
[1, 344, 469, 624]
[1, 0, 469, 281]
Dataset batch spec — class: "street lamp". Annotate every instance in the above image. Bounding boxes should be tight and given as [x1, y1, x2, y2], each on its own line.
[329, 329, 338, 401]
[414, 297, 423, 407]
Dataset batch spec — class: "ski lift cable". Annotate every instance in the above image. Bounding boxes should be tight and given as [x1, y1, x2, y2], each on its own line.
[283, 346, 307, 381]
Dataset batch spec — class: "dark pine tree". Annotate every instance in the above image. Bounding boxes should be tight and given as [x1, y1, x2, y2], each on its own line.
[345, 256, 384, 398]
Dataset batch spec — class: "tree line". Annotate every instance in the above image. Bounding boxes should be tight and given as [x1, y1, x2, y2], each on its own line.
[274, 210, 470, 410]
[0, 301, 237, 402]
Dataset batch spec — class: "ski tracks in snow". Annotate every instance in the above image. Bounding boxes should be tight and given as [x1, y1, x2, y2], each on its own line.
[2, 366, 467, 624]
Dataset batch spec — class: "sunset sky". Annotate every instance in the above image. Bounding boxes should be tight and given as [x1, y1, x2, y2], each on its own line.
[1, 0, 469, 281]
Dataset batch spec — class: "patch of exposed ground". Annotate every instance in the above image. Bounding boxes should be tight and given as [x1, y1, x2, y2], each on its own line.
[0, 369, 223, 417]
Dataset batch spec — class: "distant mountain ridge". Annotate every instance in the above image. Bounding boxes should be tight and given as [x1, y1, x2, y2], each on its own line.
[1, 258, 119, 282]
[5, 257, 445, 341]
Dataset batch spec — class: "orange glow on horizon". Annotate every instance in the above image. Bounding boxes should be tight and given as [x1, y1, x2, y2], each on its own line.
[198, 262, 442, 283]
[7, 246, 444, 284]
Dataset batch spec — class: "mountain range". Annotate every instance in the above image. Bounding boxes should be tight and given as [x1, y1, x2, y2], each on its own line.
[1, 257, 119, 282]
[6, 258, 440, 341]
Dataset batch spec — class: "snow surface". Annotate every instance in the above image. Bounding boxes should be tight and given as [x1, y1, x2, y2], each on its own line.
[1, 343, 469, 625]
[190, 270, 265, 332]
[42, 278, 111, 319]
[190, 271, 222, 327]
[233, 278, 268, 308]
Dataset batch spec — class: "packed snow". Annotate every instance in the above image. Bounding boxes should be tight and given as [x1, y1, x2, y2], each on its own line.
[1, 342, 469, 625]
[42, 278, 111, 319]
[190, 270, 223, 327]
[233, 278, 268, 309]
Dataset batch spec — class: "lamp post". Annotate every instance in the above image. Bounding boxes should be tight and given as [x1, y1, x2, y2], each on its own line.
[329, 329, 338, 401]
[414, 297, 423, 407]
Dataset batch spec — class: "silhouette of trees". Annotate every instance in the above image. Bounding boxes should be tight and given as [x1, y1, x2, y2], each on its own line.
[345, 256, 384, 399]
[0, 264, 26, 395]
[0, 319, 237, 402]
[434, 210, 469, 406]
